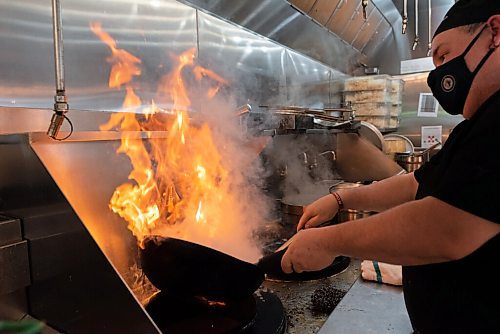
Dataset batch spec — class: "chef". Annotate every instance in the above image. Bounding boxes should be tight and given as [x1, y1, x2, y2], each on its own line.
[281, 0, 500, 332]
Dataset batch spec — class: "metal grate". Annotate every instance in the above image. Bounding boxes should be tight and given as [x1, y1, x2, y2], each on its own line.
[417, 93, 439, 117]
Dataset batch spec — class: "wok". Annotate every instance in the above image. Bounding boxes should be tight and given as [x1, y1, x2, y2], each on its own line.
[141, 236, 264, 301]
[141, 234, 345, 301]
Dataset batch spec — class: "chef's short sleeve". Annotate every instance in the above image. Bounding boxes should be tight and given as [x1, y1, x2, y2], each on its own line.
[414, 109, 500, 223]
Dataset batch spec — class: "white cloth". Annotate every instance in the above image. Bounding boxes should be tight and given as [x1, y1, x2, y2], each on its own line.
[361, 260, 402, 286]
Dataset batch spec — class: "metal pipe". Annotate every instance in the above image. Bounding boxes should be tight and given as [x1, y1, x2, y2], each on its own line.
[52, 0, 64, 93]
[47, 0, 69, 140]
[402, 0, 408, 34]
[427, 0, 432, 56]
[412, 0, 419, 51]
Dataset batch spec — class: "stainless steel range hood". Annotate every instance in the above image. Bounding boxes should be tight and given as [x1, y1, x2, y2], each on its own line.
[182, 0, 454, 74]
[179, 0, 365, 73]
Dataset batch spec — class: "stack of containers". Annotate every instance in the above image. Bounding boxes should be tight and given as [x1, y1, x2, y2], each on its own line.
[342, 75, 403, 132]
[390, 78, 404, 124]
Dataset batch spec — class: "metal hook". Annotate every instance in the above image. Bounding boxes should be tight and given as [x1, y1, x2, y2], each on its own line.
[362, 0, 369, 20]
[412, 37, 419, 51]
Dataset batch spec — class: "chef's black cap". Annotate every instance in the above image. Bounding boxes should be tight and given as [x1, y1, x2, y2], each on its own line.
[434, 0, 500, 38]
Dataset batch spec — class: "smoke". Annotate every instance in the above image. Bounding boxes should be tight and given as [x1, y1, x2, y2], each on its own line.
[188, 92, 273, 263]
[146, 74, 275, 264]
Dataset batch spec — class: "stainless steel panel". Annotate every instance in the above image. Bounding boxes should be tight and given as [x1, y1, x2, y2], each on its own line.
[273, 15, 361, 74]
[362, 19, 393, 61]
[0, 133, 160, 333]
[309, 0, 341, 25]
[284, 50, 337, 108]
[30, 133, 139, 278]
[197, 12, 287, 108]
[336, 132, 404, 182]
[0, 107, 112, 135]
[184, 0, 361, 73]
[352, 9, 384, 51]
[289, 0, 318, 13]
[327, 0, 361, 37]
[0, 241, 30, 295]
[0, 0, 197, 110]
[319, 279, 412, 334]
[0, 1, 53, 109]
[341, 2, 375, 45]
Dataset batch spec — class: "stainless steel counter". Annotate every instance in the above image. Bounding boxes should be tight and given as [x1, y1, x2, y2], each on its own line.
[262, 260, 413, 334]
[319, 279, 412, 334]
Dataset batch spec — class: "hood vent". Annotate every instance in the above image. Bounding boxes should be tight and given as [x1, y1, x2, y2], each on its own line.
[290, 0, 391, 53]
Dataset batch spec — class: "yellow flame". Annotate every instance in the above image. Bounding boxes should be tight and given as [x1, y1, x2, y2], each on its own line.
[196, 165, 206, 180]
[90, 22, 141, 89]
[195, 201, 204, 223]
[94, 24, 261, 261]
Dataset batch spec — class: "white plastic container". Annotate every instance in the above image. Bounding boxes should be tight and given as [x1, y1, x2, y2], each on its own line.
[344, 90, 391, 103]
[343, 74, 391, 91]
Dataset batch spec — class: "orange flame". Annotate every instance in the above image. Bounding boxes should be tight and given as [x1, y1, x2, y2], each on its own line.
[90, 22, 142, 89]
[94, 23, 261, 261]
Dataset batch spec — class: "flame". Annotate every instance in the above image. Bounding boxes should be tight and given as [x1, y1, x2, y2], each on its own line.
[90, 22, 141, 89]
[93, 23, 261, 261]
[195, 201, 204, 223]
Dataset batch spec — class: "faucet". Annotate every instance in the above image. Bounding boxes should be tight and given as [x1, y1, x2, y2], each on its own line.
[318, 150, 336, 161]
[235, 104, 252, 116]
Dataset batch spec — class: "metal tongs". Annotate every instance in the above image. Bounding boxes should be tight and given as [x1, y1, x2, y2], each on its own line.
[402, 0, 408, 34]
[412, 0, 419, 50]
[427, 0, 432, 56]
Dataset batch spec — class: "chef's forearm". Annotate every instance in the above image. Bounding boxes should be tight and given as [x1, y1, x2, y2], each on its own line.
[320, 196, 499, 266]
[336, 173, 418, 212]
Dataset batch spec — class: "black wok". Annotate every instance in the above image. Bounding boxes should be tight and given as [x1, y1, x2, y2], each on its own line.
[140, 236, 264, 301]
[140, 234, 345, 301]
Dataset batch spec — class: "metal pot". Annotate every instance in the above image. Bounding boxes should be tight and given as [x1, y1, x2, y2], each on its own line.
[280, 181, 340, 236]
[281, 192, 331, 238]
[394, 142, 440, 172]
[338, 209, 375, 222]
[394, 152, 424, 173]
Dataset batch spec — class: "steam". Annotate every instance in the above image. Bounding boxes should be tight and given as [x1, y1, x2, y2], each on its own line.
[188, 95, 273, 262]
[148, 59, 273, 264]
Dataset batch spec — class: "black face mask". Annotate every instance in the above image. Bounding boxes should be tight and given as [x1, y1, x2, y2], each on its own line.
[427, 25, 495, 115]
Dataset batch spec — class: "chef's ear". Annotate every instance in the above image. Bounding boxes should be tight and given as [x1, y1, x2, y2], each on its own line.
[486, 15, 500, 48]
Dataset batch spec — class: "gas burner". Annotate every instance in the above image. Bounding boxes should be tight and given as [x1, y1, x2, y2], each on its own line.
[145, 291, 286, 334]
[265, 256, 351, 282]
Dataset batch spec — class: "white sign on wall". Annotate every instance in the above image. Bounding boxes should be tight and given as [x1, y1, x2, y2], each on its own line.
[421, 125, 442, 149]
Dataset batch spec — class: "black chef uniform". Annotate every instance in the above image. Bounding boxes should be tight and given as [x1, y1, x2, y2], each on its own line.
[403, 90, 500, 333]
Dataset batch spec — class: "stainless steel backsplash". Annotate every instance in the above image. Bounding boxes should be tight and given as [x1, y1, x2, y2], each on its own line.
[0, 0, 348, 115]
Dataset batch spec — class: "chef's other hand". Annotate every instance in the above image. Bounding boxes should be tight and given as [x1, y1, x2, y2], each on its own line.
[281, 228, 337, 274]
[297, 194, 339, 231]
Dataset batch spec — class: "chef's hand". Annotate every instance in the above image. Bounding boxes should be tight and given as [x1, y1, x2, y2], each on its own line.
[297, 194, 339, 231]
[281, 228, 338, 273]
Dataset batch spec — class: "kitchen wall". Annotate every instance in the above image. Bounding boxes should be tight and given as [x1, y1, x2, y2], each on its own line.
[0, 0, 347, 123]
[396, 72, 462, 146]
